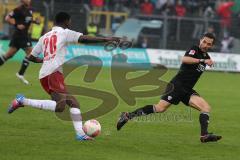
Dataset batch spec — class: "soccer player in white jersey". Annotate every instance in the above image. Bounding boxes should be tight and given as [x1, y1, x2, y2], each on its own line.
[7, 12, 120, 141]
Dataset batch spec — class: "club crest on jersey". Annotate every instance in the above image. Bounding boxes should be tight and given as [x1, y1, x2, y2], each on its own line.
[189, 50, 196, 55]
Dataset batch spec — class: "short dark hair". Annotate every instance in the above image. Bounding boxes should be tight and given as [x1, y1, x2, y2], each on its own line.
[202, 32, 216, 43]
[55, 12, 71, 25]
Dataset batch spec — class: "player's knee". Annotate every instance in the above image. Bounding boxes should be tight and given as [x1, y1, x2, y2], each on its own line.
[55, 105, 65, 112]
[55, 100, 67, 112]
[5, 54, 14, 60]
[201, 105, 211, 113]
[154, 103, 168, 113]
[66, 98, 79, 108]
[5, 50, 17, 60]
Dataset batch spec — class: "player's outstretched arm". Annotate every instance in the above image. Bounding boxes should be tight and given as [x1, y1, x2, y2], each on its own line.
[78, 35, 120, 44]
[182, 56, 202, 64]
[5, 11, 25, 30]
[5, 14, 16, 26]
[182, 56, 214, 67]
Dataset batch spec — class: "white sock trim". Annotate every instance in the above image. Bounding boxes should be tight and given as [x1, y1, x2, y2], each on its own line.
[70, 108, 84, 135]
[201, 112, 210, 116]
[0, 55, 5, 62]
[23, 98, 56, 111]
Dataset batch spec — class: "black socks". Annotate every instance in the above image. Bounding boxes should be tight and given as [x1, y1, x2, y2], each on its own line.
[199, 112, 209, 136]
[18, 57, 30, 75]
[128, 105, 155, 119]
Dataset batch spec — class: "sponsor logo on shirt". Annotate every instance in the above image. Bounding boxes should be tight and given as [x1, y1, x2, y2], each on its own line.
[197, 64, 205, 72]
[189, 50, 196, 55]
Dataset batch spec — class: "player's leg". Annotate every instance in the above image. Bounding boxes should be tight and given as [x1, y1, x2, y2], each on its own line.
[66, 94, 93, 140]
[7, 92, 92, 140]
[51, 92, 92, 140]
[47, 71, 92, 139]
[0, 47, 19, 65]
[16, 47, 32, 85]
[8, 94, 57, 113]
[189, 95, 222, 142]
[117, 100, 172, 130]
[117, 81, 179, 131]
[189, 95, 211, 135]
[8, 92, 69, 113]
[129, 100, 171, 119]
[8, 73, 59, 113]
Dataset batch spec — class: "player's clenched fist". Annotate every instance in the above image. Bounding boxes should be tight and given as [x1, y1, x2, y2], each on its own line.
[204, 59, 214, 67]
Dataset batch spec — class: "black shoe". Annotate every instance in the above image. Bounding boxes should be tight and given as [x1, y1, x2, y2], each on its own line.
[200, 133, 222, 143]
[117, 112, 129, 131]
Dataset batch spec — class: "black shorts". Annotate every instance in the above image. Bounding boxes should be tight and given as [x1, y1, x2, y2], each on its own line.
[161, 81, 200, 106]
[9, 35, 32, 50]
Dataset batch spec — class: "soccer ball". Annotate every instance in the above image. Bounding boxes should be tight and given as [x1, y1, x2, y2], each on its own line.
[83, 119, 101, 137]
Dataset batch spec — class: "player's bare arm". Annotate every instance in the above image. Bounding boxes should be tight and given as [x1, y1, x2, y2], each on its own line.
[78, 35, 120, 44]
[5, 14, 26, 30]
[28, 55, 43, 63]
[182, 56, 214, 67]
[5, 14, 16, 26]
[204, 59, 214, 67]
[182, 56, 201, 64]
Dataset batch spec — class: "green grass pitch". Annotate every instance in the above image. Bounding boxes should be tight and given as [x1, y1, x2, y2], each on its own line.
[0, 62, 240, 160]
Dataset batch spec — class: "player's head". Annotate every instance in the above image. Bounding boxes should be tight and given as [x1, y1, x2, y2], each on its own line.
[21, 0, 31, 6]
[199, 33, 216, 52]
[55, 12, 71, 29]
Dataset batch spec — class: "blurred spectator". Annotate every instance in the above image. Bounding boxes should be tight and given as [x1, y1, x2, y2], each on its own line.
[156, 0, 173, 15]
[221, 32, 234, 53]
[175, 0, 186, 17]
[184, 0, 199, 15]
[140, 0, 154, 15]
[114, 0, 128, 12]
[85, 22, 98, 36]
[129, 0, 141, 15]
[206, 25, 216, 35]
[137, 36, 149, 48]
[192, 7, 204, 39]
[156, 0, 168, 11]
[91, 0, 104, 24]
[231, 0, 240, 13]
[155, 0, 175, 15]
[151, 0, 158, 5]
[217, 1, 235, 33]
[203, 5, 215, 19]
[106, 0, 130, 14]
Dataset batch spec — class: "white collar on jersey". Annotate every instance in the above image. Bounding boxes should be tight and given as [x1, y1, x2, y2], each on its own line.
[52, 26, 65, 31]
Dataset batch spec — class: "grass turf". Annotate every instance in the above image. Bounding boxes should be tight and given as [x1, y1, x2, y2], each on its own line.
[0, 62, 240, 160]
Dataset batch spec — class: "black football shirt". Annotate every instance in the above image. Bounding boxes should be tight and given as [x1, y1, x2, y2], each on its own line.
[171, 45, 211, 89]
[9, 5, 33, 37]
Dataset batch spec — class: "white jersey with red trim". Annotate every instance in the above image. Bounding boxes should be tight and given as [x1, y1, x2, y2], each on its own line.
[31, 26, 82, 79]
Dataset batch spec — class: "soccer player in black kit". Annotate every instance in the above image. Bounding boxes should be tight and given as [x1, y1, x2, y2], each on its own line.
[0, 0, 38, 84]
[117, 33, 222, 143]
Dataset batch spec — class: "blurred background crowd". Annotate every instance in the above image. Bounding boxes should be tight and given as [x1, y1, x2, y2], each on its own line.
[0, 0, 240, 53]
